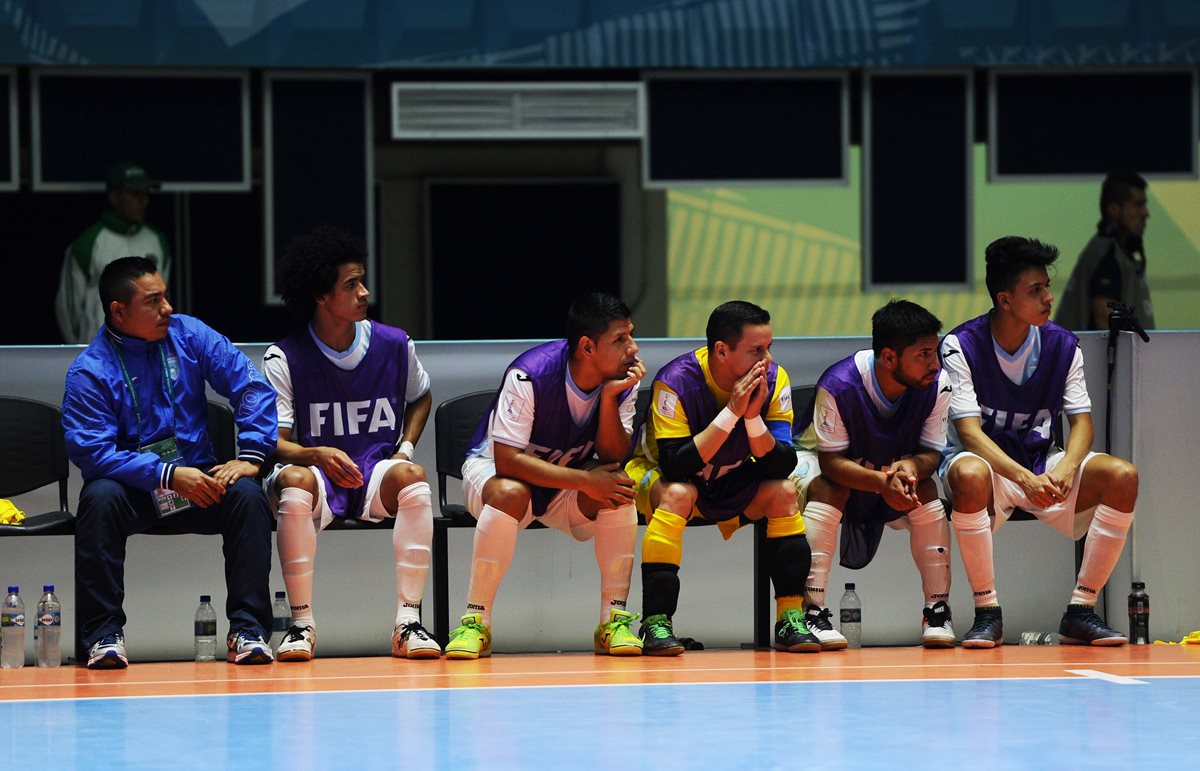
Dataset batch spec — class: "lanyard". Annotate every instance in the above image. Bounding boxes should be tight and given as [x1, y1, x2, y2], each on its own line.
[108, 337, 177, 446]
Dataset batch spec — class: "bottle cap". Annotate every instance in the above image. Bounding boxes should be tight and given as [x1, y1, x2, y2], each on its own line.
[7, 586, 16, 593]
[1132, 581, 1145, 589]
[275, 591, 287, 599]
[845, 582, 856, 590]
[44, 585, 54, 592]
[200, 594, 211, 603]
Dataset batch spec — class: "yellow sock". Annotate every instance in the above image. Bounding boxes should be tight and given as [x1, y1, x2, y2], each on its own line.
[776, 594, 805, 621]
[642, 508, 687, 565]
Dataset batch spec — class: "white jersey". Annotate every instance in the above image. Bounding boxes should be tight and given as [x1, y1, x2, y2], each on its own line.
[806, 349, 950, 454]
[473, 365, 638, 460]
[262, 320, 430, 430]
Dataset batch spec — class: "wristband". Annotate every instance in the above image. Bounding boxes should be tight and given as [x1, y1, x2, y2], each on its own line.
[745, 415, 769, 438]
[398, 440, 415, 458]
[712, 406, 738, 433]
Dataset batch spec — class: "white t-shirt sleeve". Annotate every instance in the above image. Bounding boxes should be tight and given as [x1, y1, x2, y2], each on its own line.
[262, 345, 294, 430]
[405, 339, 431, 403]
[940, 333, 982, 421]
[618, 387, 638, 436]
[490, 369, 536, 451]
[919, 370, 951, 451]
[811, 386, 849, 452]
[1063, 346, 1092, 414]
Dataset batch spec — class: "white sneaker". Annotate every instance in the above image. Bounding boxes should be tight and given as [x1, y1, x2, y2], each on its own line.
[392, 620, 442, 659]
[226, 630, 275, 665]
[922, 601, 956, 648]
[276, 624, 316, 662]
[804, 606, 848, 651]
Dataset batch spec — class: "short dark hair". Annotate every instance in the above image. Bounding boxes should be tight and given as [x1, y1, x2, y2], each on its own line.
[99, 256, 159, 322]
[984, 236, 1059, 305]
[277, 226, 367, 321]
[706, 300, 771, 351]
[872, 300, 942, 357]
[1100, 170, 1147, 218]
[566, 292, 632, 353]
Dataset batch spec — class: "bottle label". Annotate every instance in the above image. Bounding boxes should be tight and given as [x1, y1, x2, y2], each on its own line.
[37, 611, 60, 627]
[194, 620, 217, 636]
[1128, 599, 1149, 613]
[840, 608, 861, 624]
[1, 611, 24, 627]
[273, 616, 289, 633]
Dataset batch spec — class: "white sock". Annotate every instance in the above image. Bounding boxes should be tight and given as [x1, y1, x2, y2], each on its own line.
[1071, 504, 1134, 606]
[593, 505, 637, 623]
[906, 499, 951, 607]
[278, 487, 318, 628]
[953, 508, 998, 608]
[802, 501, 842, 610]
[393, 481, 433, 626]
[465, 504, 519, 627]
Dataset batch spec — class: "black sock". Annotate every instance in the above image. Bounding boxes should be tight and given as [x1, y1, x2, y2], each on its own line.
[641, 562, 680, 618]
[767, 534, 811, 599]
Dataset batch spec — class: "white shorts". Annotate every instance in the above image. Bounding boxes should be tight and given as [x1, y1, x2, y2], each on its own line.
[944, 450, 1100, 538]
[791, 448, 941, 533]
[264, 458, 412, 533]
[461, 455, 596, 542]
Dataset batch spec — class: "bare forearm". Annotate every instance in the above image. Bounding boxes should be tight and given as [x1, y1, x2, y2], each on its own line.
[593, 397, 632, 462]
[401, 391, 432, 445]
[494, 445, 590, 491]
[820, 452, 887, 494]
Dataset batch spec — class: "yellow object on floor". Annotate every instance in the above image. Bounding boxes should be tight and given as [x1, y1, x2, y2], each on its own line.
[1153, 631, 1200, 645]
[0, 498, 25, 525]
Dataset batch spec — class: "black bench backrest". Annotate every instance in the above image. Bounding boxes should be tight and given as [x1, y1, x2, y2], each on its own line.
[433, 390, 496, 515]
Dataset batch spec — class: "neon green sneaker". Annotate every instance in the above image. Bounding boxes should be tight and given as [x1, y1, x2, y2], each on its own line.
[639, 613, 685, 656]
[445, 612, 492, 660]
[594, 609, 644, 656]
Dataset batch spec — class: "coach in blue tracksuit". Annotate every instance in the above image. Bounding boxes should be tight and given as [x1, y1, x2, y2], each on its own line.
[62, 256, 278, 669]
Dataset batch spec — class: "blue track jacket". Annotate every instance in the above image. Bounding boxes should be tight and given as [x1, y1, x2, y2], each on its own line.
[62, 314, 277, 492]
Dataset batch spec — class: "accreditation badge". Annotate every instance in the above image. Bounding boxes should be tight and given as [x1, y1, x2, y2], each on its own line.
[140, 436, 191, 517]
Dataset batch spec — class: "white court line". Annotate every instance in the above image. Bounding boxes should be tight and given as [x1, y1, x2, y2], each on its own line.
[1066, 669, 1147, 685]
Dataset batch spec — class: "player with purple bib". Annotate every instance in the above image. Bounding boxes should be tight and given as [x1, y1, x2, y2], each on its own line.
[627, 301, 819, 655]
[446, 293, 646, 659]
[263, 227, 440, 661]
[941, 236, 1139, 648]
[792, 300, 955, 650]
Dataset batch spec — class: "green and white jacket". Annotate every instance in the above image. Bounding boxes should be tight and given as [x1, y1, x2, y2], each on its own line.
[54, 210, 171, 344]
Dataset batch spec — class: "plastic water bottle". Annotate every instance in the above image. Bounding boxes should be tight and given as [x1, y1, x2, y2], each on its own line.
[34, 585, 61, 668]
[1020, 631, 1060, 645]
[194, 595, 217, 662]
[1128, 581, 1150, 645]
[840, 583, 862, 649]
[1, 586, 26, 669]
[270, 591, 290, 650]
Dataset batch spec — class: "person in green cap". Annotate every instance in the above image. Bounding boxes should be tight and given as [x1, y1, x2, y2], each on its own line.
[55, 161, 171, 344]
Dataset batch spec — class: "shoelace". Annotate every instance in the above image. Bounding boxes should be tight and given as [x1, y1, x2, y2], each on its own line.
[95, 634, 124, 648]
[923, 606, 949, 627]
[608, 613, 639, 632]
[780, 609, 810, 635]
[806, 607, 835, 631]
[645, 619, 675, 639]
[401, 621, 432, 641]
[968, 612, 1000, 635]
[283, 626, 310, 643]
[452, 620, 487, 639]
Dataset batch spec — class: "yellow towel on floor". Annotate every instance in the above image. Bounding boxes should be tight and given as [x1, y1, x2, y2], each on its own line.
[1153, 631, 1200, 645]
[0, 498, 25, 525]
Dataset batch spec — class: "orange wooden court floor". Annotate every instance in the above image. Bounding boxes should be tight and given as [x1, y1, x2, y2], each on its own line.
[4, 644, 1199, 702]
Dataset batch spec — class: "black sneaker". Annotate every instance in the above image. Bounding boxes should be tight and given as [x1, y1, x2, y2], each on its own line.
[963, 606, 1003, 649]
[640, 613, 685, 656]
[1059, 605, 1128, 646]
[774, 608, 821, 653]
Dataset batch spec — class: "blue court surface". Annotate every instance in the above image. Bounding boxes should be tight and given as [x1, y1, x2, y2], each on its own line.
[4, 674, 1199, 768]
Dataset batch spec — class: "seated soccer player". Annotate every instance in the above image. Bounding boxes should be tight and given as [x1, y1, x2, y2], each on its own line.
[263, 226, 440, 660]
[627, 300, 817, 655]
[446, 293, 645, 659]
[792, 300, 954, 650]
[941, 236, 1139, 647]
